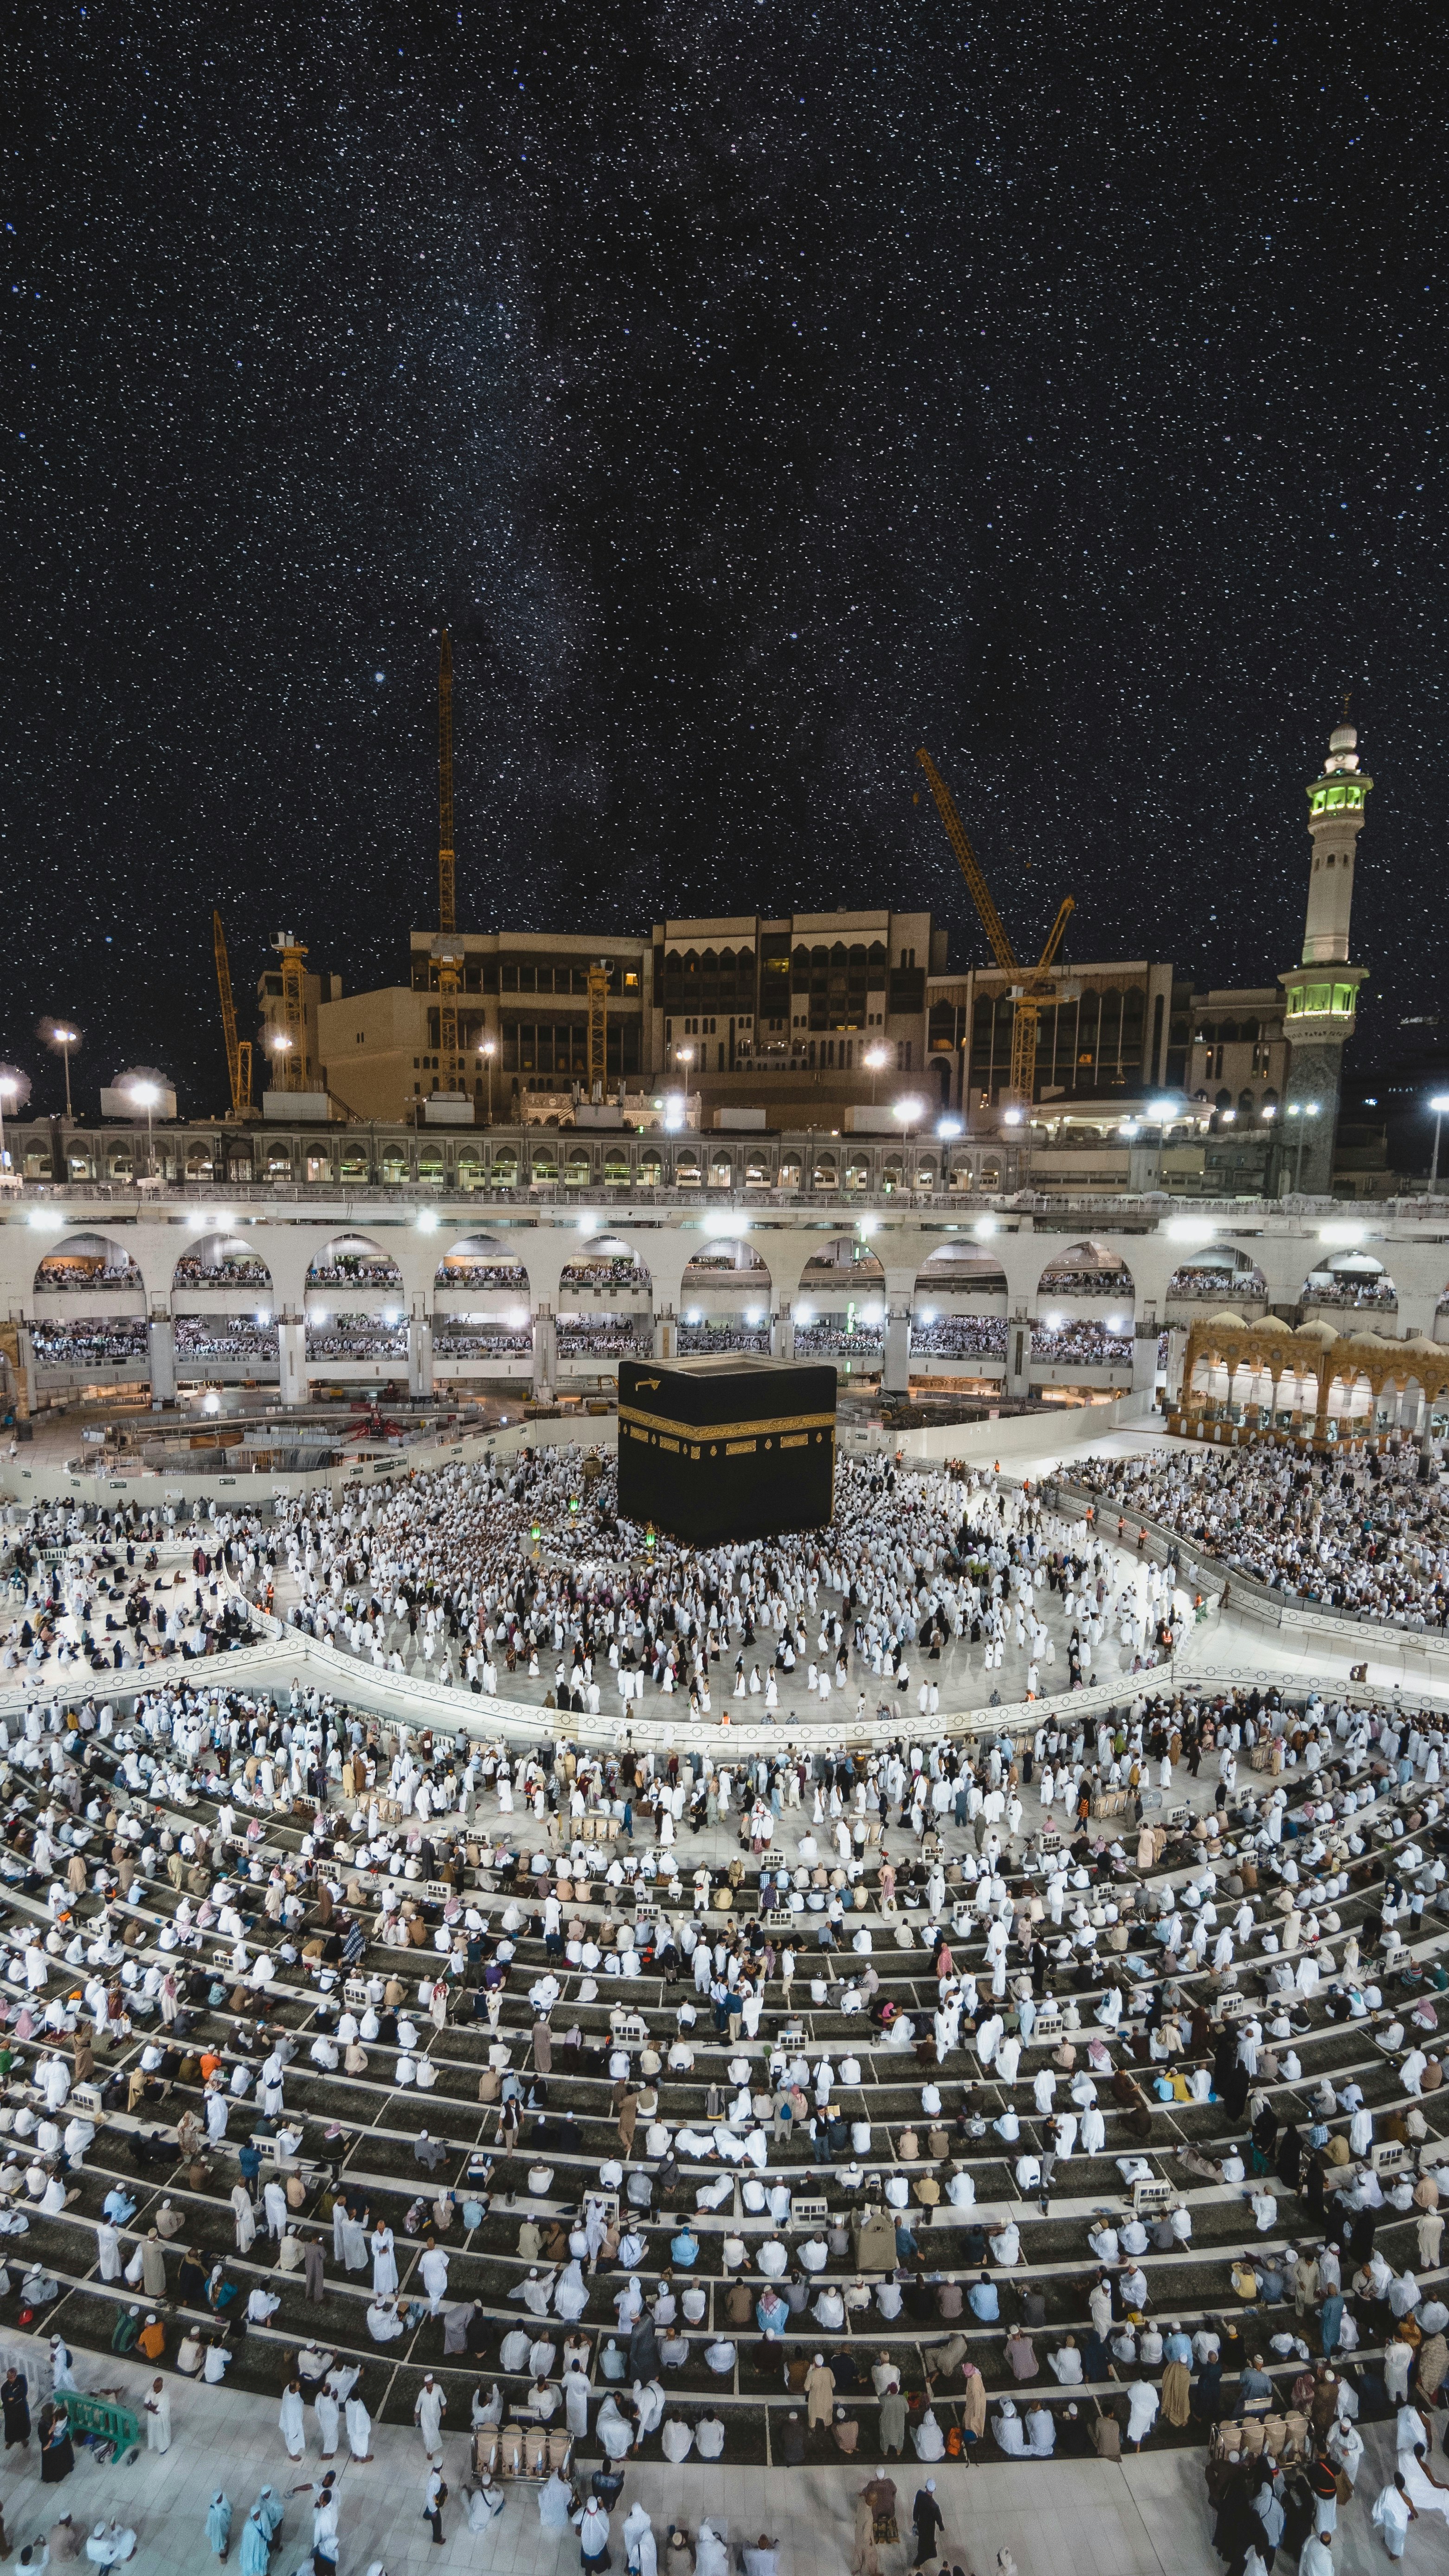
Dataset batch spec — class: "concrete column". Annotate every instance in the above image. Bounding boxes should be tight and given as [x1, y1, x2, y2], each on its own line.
[1131, 1321, 1159, 1396]
[882, 1300, 911, 1397]
[278, 1318, 308, 1407]
[652, 1307, 676, 1361]
[16, 1326, 36, 1426]
[532, 1305, 557, 1397]
[1005, 1309, 1032, 1400]
[1281, 1037, 1343, 1197]
[408, 1315, 434, 1400]
[1164, 1325, 1188, 1407]
[147, 1314, 176, 1405]
[771, 1303, 795, 1361]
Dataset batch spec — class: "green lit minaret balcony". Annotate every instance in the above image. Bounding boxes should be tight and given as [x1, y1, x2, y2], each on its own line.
[1283, 978, 1360, 1025]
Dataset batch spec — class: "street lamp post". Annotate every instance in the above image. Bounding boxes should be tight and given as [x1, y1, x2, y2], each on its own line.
[129, 1080, 160, 1180]
[52, 1027, 78, 1121]
[1430, 1094, 1449, 1191]
[479, 1038, 497, 1126]
[892, 1096, 924, 1188]
[864, 1044, 889, 1106]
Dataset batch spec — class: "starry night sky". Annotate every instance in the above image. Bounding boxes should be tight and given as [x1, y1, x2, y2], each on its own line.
[4, 0, 1444, 1120]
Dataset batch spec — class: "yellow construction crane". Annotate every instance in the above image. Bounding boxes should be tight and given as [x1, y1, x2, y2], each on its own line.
[438, 631, 456, 934]
[432, 937, 464, 1089]
[212, 910, 253, 1118]
[587, 961, 610, 1100]
[915, 747, 1075, 1109]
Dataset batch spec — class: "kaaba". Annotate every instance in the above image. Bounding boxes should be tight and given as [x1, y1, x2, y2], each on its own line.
[616, 1354, 837, 1545]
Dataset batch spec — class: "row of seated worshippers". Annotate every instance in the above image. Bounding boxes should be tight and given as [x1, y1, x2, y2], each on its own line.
[0, 1649, 1433, 2432]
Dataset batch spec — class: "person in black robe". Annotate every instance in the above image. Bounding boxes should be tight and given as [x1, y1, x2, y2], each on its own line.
[1, 2368, 30, 2448]
[1250, 2106, 1278, 2176]
[1192, 2356, 1224, 2423]
[1279, 2468, 1314, 2563]
[38, 2410, 73, 2484]
[1275, 2123, 1303, 2193]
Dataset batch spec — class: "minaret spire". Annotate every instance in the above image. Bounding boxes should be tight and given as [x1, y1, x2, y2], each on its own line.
[1277, 713, 1372, 1196]
[438, 631, 456, 934]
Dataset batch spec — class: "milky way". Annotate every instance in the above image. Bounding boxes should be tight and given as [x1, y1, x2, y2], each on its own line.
[3, 1, 1444, 1114]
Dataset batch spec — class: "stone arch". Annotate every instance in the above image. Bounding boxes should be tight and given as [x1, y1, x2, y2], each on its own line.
[682, 1237, 771, 1297]
[796, 1234, 886, 1301]
[1301, 1251, 1397, 1311]
[304, 1232, 403, 1288]
[33, 1230, 144, 1298]
[172, 1232, 273, 1295]
[1035, 1239, 1135, 1303]
[560, 1232, 653, 1297]
[913, 1242, 1008, 1302]
[434, 1231, 530, 1294]
[678, 1235, 772, 1351]
[1167, 1246, 1268, 1301]
[1323, 1362, 1376, 1436]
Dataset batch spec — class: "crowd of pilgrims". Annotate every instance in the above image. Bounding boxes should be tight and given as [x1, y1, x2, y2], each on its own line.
[254, 1451, 1189, 1709]
[908, 1317, 1007, 1360]
[1035, 1269, 1135, 1301]
[0, 1639, 1447, 2524]
[1, 1530, 264, 1682]
[1029, 1323, 1133, 1368]
[29, 1324, 149, 1368]
[1075, 1444, 1449, 1627]
[174, 1322, 279, 1362]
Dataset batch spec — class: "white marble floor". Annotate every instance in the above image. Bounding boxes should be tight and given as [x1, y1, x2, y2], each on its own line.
[4, 2356, 1446, 2576]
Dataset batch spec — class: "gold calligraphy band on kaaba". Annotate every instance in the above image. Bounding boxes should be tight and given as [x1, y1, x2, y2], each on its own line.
[618, 1404, 837, 1442]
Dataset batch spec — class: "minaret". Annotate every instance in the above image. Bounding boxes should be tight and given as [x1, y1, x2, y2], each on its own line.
[1278, 715, 1372, 1195]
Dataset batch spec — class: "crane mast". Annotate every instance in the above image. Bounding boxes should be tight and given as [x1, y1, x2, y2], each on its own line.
[438, 631, 456, 934]
[213, 910, 253, 1116]
[587, 961, 610, 1101]
[915, 746, 1075, 1110]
